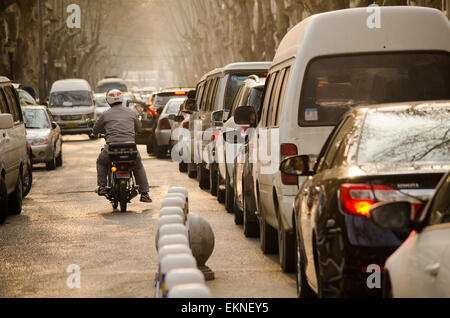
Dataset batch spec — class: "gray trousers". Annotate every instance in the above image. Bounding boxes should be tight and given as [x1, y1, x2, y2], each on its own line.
[96, 146, 150, 193]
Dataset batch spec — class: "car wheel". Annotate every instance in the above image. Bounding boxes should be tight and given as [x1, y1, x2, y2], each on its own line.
[156, 146, 168, 158]
[8, 171, 23, 215]
[197, 163, 210, 190]
[295, 229, 316, 298]
[277, 211, 296, 273]
[233, 181, 243, 225]
[56, 149, 63, 167]
[46, 155, 57, 170]
[209, 164, 217, 196]
[216, 168, 225, 204]
[243, 191, 259, 237]
[187, 163, 197, 179]
[258, 198, 278, 254]
[23, 158, 33, 197]
[225, 169, 234, 213]
[179, 162, 187, 173]
[0, 174, 8, 225]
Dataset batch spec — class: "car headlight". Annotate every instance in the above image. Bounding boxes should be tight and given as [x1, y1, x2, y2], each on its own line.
[29, 138, 49, 146]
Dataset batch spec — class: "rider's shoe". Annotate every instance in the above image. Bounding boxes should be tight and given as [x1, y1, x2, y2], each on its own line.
[140, 193, 152, 203]
[97, 186, 108, 196]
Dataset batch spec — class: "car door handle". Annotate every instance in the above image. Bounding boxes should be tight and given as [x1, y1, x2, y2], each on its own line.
[425, 262, 440, 277]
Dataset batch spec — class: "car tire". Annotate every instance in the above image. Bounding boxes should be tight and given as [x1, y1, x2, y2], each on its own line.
[225, 169, 234, 213]
[156, 146, 168, 159]
[8, 171, 23, 216]
[0, 174, 8, 225]
[233, 181, 243, 225]
[56, 150, 63, 167]
[179, 162, 187, 173]
[209, 164, 217, 196]
[146, 141, 154, 155]
[295, 229, 316, 298]
[243, 192, 259, 237]
[197, 163, 210, 190]
[46, 155, 57, 171]
[278, 211, 296, 273]
[23, 159, 33, 197]
[258, 198, 278, 254]
[187, 163, 197, 179]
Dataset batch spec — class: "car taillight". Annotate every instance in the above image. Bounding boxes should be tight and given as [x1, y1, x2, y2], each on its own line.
[148, 108, 158, 116]
[182, 121, 189, 129]
[281, 143, 298, 185]
[175, 91, 186, 96]
[159, 118, 171, 130]
[213, 129, 221, 142]
[339, 184, 423, 217]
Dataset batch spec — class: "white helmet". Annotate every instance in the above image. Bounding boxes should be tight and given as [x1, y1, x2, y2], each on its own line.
[106, 89, 123, 106]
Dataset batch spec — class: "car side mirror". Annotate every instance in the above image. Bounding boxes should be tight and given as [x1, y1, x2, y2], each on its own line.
[51, 121, 58, 129]
[369, 201, 414, 232]
[175, 115, 185, 122]
[279, 155, 314, 176]
[0, 114, 14, 129]
[234, 106, 256, 126]
[168, 114, 176, 121]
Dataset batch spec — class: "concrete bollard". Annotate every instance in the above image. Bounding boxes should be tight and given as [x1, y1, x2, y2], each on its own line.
[187, 213, 215, 280]
[157, 215, 184, 228]
[167, 283, 212, 298]
[156, 223, 190, 249]
[161, 197, 184, 210]
[165, 268, 205, 298]
[157, 234, 189, 251]
[160, 253, 197, 298]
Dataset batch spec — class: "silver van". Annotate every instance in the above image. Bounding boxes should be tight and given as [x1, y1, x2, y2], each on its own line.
[48, 79, 95, 137]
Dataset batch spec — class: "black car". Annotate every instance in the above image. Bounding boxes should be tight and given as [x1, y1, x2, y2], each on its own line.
[280, 101, 450, 298]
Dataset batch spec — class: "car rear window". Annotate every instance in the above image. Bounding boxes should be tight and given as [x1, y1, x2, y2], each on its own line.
[224, 72, 267, 110]
[96, 83, 128, 93]
[299, 52, 450, 127]
[357, 106, 450, 164]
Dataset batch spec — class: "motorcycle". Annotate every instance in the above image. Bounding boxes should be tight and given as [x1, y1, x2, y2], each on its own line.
[102, 142, 140, 212]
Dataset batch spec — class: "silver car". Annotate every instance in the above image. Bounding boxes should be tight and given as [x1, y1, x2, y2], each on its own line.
[154, 97, 186, 158]
[22, 106, 63, 170]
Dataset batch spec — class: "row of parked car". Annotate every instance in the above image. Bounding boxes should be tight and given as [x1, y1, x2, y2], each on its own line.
[171, 6, 450, 297]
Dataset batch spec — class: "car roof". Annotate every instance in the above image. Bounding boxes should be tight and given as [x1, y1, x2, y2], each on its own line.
[222, 62, 271, 72]
[352, 100, 450, 116]
[155, 87, 194, 94]
[273, 6, 450, 68]
[0, 76, 11, 84]
[96, 78, 127, 85]
[51, 79, 91, 92]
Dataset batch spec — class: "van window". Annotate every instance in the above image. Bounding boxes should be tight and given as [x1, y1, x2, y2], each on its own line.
[206, 78, 218, 112]
[49, 91, 93, 107]
[96, 82, 128, 93]
[266, 71, 282, 127]
[0, 90, 9, 114]
[3, 86, 22, 123]
[299, 52, 450, 127]
[231, 85, 245, 114]
[274, 67, 291, 127]
[224, 74, 249, 111]
[201, 80, 212, 112]
[261, 74, 277, 128]
[196, 82, 205, 110]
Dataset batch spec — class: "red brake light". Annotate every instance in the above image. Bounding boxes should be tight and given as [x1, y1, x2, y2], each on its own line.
[174, 91, 186, 95]
[159, 118, 171, 130]
[281, 143, 298, 185]
[148, 108, 158, 116]
[340, 184, 395, 216]
[182, 121, 189, 129]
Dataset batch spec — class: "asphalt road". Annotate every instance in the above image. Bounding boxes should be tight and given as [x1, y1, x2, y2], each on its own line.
[0, 135, 296, 298]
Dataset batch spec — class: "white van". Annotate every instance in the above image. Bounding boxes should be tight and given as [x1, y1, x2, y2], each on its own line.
[248, 6, 450, 271]
[48, 79, 95, 137]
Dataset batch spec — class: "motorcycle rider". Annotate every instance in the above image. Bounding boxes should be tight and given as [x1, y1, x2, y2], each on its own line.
[93, 89, 152, 203]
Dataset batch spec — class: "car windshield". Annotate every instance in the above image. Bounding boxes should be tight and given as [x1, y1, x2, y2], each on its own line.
[22, 108, 50, 129]
[49, 91, 92, 107]
[357, 106, 450, 164]
[96, 83, 128, 93]
[299, 52, 450, 126]
[95, 97, 109, 108]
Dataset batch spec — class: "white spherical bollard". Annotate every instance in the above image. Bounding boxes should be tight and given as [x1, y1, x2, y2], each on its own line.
[167, 283, 211, 298]
[157, 234, 189, 251]
[165, 268, 205, 297]
[160, 254, 197, 298]
[157, 215, 184, 228]
[161, 197, 184, 210]
[159, 207, 185, 220]
[168, 186, 188, 197]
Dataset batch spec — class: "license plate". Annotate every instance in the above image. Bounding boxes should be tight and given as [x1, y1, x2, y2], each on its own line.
[65, 123, 79, 128]
[116, 171, 130, 179]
